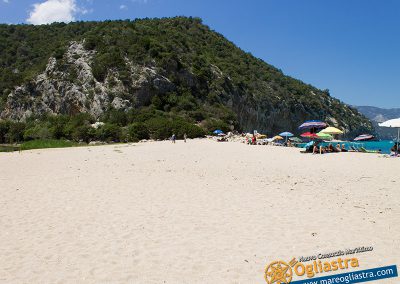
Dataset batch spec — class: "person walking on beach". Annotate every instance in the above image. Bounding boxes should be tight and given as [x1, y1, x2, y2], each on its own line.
[184, 133, 187, 143]
[171, 134, 176, 144]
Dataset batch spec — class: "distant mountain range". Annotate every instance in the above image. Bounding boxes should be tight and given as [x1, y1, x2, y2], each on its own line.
[355, 106, 400, 140]
[355, 106, 400, 123]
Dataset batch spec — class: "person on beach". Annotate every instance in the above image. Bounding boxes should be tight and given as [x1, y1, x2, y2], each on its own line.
[312, 144, 318, 154]
[251, 134, 256, 145]
[184, 133, 187, 143]
[171, 134, 176, 144]
[312, 141, 325, 154]
[335, 143, 342, 152]
[313, 145, 326, 154]
[341, 144, 348, 152]
[390, 143, 399, 154]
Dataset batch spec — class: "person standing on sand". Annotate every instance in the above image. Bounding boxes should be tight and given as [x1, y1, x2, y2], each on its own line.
[172, 134, 176, 144]
[184, 133, 187, 143]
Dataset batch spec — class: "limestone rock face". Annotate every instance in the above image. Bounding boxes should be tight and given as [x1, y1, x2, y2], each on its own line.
[1, 41, 174, 120]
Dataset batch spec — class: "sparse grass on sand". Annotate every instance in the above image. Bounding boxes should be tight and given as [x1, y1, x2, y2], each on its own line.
[0, 145, 20, 152]
[19, 139, 81, 151]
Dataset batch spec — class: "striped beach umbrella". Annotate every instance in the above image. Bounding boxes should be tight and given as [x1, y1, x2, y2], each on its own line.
[354, 134, 375, 141]
[298, 120, 327, 130]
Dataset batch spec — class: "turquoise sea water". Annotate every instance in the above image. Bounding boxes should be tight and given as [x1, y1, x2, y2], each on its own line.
[298, 140, 395, 154]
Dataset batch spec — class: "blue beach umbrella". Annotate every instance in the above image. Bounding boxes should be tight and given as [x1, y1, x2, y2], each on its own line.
[279, 132, 294, 137]
[279, 131, 294, 143]
[213, 129, 224, 135]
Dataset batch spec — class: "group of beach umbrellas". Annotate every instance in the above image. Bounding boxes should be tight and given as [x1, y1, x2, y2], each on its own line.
[298, 120, 343, 141]
[298, 118, 400, 143]
[213, 117, 400, 143]
[272, 132, 306, 143]
[248, 121, 344, 143]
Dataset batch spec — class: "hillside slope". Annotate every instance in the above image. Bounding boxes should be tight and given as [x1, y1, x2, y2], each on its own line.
[0, 17, 372, 139]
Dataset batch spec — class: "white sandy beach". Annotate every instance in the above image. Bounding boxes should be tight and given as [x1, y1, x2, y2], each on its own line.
[0, 139, 399, 283]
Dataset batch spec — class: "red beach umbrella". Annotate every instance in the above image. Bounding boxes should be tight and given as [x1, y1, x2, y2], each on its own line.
[301, 132, 319, 139]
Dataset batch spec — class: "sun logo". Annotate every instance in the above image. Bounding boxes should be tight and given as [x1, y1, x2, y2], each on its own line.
[264, 260, 293, 284]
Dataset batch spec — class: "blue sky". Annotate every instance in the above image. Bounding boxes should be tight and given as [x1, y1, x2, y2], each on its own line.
[1, 0, 399, 108]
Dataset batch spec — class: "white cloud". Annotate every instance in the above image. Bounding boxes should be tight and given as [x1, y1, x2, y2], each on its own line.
[3, 0, 10, 3]
[27, 0, 78, 25]
[119, 4, 127, 10]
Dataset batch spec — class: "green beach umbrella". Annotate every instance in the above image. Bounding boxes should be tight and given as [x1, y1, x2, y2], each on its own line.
[317, 132, 333, 140]
[289, 137, 302, 143]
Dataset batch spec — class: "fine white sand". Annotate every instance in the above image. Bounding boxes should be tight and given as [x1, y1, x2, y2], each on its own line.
[0, 140, 399, 283]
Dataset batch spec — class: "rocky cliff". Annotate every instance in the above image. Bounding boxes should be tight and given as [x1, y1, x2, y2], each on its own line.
[0, 18, 372, 136]
[2, 41, 174, 120]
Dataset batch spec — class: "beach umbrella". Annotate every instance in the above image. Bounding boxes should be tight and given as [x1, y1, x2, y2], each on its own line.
[300, 132, 319, 139]
[272, 135, 284, 141]
[354, 134, 375, 141]
[257, 134, 267, 139]
[317, 132, 333, 140]
[319, 127, 343, 135]
[379, 118, 400, 143]
[298, 120, 327, 132]
[279, 132, 294, 137]
[213, 129, 223, 135]
[279, 131, 294, 142]
[289, 137, 302, 143]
